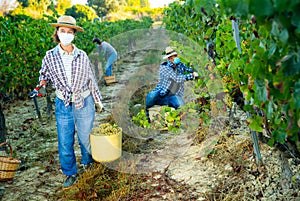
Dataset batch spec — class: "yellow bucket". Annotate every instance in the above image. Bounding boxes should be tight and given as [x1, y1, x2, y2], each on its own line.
[90, 132, 122, 162]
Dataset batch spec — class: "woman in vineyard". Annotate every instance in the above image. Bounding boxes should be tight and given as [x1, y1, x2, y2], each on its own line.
[145, 46, 198, 121]
[38, 15, 104, 190]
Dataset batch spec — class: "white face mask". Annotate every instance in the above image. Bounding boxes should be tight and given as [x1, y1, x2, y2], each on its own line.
[58, 32, 74, 46]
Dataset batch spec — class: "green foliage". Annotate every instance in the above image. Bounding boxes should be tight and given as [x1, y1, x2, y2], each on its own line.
[10, 0, 101, 19]
[132, 109, 151, 128]
[126, 0, 149, 7]
[88, 0, 127, 17]
[163, 0, 300, 150]
[56, 0, 72, 15]
[248, 116, 263, 132]
[88, 0, 109, 17]
[132, 106, 182, 133]
[11, 0, 51, 18]
[65, 4, 98, 21]
[17, 0, 28, 7]
[132, 102, 206, 134]
[0, 15, 55, 98]
[122, 6, 164, 21]
[0, 15, 152, 98]
[47, 1, 59, 17]
[127, 0, 140, 7]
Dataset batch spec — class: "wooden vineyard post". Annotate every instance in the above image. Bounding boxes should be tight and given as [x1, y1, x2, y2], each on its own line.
[231, 18, 263, 164]
[0, 104, 6, 146]
[33, 96, 41, 120]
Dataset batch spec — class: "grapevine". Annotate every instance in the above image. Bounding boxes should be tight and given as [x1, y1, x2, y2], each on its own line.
[163, 0, 300, 151]
[0, 15, 152, 98]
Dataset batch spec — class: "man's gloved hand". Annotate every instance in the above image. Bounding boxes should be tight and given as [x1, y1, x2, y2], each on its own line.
[95, 101, 104, 113]
[193, 72, 199, 79]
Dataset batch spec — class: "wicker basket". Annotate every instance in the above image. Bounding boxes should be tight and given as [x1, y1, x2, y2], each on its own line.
[0, 142, 21, 181]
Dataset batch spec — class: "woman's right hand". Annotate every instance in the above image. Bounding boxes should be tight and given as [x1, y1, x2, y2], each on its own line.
[95, 101, 104, 113]
[40, 80, 47, 86]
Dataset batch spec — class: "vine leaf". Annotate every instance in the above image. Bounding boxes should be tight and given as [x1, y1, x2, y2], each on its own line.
[249, 0, 274, 17]
[248, 116, 263, 132]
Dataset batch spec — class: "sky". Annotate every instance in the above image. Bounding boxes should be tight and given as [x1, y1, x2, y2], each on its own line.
[71, 0, 176, 8]
[149, 0, 176, 8]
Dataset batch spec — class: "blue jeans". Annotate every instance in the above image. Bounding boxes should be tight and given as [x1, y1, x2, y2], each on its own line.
[105, 64, 113, 76]
[106, 54, 117, 76]
[145, 90, 184, 118]
[55, 95, 95, 176]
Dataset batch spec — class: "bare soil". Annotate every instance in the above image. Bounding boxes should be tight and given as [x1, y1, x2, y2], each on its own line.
[0, 27, 299, 201]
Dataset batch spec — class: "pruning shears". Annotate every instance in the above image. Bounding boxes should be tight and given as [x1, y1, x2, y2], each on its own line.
[29, 84, 47, 98]
[29, 84, 47, 120]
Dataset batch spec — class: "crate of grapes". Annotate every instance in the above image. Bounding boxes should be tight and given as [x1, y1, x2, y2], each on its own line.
[90, 123, 122, 162]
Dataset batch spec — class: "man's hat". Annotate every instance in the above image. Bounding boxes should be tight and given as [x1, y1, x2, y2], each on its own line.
[163, 46, 178, 59]
[49, 15, 84, 32]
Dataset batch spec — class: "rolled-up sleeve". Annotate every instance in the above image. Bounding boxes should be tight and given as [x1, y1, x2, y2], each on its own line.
[88, 61, 102, 102]
[39, 53, 51, 83]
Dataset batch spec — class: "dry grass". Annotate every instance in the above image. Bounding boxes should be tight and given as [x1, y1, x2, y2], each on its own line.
[197, 126, 271, 201]
[57, 96, 299, 200]
[58, 163, 141, 200]
[53, 121, 300, 201]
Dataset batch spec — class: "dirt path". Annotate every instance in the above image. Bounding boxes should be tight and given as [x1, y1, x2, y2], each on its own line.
[1, 26, 300, 201]
[0, 26, 170, 200]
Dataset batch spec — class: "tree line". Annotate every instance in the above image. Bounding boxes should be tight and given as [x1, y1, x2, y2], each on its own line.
[1, 0, 153, 19]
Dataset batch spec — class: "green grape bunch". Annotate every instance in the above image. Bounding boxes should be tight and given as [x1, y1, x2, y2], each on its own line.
[91, 123, 122, 136]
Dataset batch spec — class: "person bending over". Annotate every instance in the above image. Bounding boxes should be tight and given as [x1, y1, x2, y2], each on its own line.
[145, 46, 198, 121]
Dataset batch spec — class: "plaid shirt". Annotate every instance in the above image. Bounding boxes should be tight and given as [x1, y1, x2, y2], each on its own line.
[155, 60, 194, 97]
[39, 44, 102, 109]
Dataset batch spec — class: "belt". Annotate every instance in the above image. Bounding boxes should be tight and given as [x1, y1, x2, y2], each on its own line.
[55, 89, 90, 102]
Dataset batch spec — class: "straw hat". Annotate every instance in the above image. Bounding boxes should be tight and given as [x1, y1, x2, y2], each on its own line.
[49, 15, 84, 32]
[163, 46, 178, 59]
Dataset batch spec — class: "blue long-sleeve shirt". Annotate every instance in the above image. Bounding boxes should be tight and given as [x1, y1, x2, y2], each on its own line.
[97, 41, 117, 66]
[154, 60, 194, 97]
